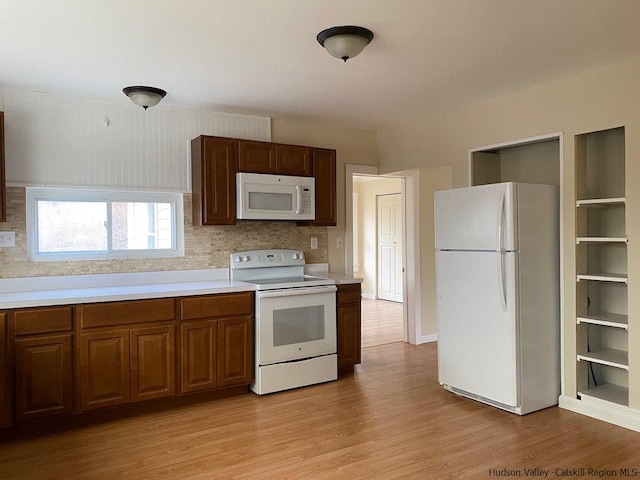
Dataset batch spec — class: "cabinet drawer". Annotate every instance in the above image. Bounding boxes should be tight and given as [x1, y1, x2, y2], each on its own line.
[13, 306, 73, 336]
[337, 284, 361, 305]
[180, 292, 253, 320]
[79, 299, 175, 328]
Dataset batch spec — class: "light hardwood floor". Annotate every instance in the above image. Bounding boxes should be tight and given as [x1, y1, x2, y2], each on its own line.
[1, 342, 639, 479]
[361, 298, 403, 347]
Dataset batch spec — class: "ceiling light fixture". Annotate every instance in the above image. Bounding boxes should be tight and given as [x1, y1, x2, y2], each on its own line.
[317, 25, 374, 62]
[122, 86, 167, 110]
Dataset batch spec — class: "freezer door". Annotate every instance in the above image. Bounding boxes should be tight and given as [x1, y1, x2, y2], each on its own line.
[436, 250, 519, 407]
[435, 182, 517, 252]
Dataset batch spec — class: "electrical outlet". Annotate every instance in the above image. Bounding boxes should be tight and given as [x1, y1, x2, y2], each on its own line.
[336, 237, 344, 249]
[0, 231, 16, 248]
[311, 237, 318, 250]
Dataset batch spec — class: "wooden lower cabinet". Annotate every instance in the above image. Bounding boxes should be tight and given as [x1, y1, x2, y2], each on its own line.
[81, 325, 176, 410]
[337, 284, 362, 371]
[218, 317, 252, 386]
[181, 320, 217, 393]
[2, 292, 255, 427]
[80, 330, 130, 411]
[130, 325, 175, 402]
[0, 313, 6, 427]
[180, 316, 252, 392]
[14, 334, 73, 420]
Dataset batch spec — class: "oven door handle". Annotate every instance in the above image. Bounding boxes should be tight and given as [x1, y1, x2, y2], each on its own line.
[257, 285, 337, 298]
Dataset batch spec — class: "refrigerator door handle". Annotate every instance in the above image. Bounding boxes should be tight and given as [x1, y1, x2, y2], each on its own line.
[497, 252, 507, 311]
[496, 190, 505, 251]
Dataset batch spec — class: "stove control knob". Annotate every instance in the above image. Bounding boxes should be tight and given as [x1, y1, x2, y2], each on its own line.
[234, 256, 242, 263]
[299, 253, 304, 260]
[242, 255, 249, 262]
[292, 253, 298, 260]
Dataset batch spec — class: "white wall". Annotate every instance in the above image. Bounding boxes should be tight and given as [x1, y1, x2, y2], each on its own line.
[3, 89, 270, 191]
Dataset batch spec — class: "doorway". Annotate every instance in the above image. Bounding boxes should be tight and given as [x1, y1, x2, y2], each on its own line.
[352, 175, 404, 347]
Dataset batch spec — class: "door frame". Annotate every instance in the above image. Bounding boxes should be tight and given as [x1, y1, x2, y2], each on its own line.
[346, 164, 422, 345]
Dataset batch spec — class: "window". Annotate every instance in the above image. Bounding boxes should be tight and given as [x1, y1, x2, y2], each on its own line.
[27, 187, 184, 261]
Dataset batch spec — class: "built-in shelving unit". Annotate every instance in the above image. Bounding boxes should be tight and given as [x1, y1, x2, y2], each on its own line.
[575, 126, 628, 408]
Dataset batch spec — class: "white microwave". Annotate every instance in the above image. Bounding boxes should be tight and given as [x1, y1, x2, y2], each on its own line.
[236, 172, 315, 221]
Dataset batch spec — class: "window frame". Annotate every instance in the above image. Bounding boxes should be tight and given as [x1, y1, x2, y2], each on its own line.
[26, 187, 184, 261]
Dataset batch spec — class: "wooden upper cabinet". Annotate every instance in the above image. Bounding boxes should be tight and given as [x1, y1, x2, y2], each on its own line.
[1, 112, 5, 222]
[191, 136, 237, 226]
[275, 145, 312, 176]
[238, 141, 312, 176]
[310, 148, 337, 226]
[238, 141, 277, 174]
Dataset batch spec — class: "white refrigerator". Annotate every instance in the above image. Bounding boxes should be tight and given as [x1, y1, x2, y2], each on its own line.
[435, 182, 560, 415]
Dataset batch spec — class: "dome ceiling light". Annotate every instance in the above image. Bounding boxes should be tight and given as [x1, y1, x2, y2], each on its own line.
[123, 86, 167, 110]
[316, 26, 374, 62]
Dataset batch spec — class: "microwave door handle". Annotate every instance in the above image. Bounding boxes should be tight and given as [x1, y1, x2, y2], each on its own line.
[295, 185, 302, 214]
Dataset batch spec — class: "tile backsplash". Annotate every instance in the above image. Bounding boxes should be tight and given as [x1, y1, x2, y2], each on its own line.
[0, 187, 328, 279]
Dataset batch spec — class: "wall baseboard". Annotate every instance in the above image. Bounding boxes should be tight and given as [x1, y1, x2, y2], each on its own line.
[361, 293, 376, 300]
[559, 395, 640, 432]
[418, 333, 438, 345]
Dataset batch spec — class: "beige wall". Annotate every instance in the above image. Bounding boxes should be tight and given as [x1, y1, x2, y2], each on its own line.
[271, 119, 378, 273]
[377, 56, 640, 407]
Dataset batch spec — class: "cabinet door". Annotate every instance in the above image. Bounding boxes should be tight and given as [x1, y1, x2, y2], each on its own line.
[130, 325, 175, 402]
[14, 334, 73, 420]
[0, 112, 5, 222]
[311, 148, 337, 226]
[217, 316, 252, 386]
[276, 145, 312, 176]
[180, 321, 217, 393]
[0, 313, 8, 426]
[238, 141, 276, 173]
[337, 304, 361, 369]
[80, 330, 130, 411]
[191, 136, 237, 226]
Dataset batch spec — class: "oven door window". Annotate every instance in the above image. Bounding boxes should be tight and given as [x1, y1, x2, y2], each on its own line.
[273, 305, 325, 346]
[256, 290, 337, 365]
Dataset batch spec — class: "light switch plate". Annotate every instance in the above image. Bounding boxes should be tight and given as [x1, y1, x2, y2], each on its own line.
[0, 231, 16, 248]
[336, 237, 344, 248]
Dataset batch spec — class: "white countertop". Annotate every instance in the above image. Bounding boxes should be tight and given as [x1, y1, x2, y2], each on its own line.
[307, 272, 363, 285]
[0, 269, 255, 309]
[0, 265, 361, 310]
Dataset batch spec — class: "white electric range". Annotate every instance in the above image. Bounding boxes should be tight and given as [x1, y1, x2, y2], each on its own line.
[230, 249, 338, 395]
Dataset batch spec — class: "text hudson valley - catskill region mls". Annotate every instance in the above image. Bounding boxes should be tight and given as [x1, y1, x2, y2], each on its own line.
[488, 467, 640, 478]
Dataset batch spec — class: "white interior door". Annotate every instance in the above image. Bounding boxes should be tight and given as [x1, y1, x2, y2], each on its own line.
[377, 194, 403, 302]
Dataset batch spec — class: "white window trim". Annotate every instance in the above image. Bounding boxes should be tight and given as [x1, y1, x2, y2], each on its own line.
[26, 187, 185, 261]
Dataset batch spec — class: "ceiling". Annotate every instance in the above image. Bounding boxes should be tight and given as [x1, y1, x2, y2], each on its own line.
[1, 0, 640, 130]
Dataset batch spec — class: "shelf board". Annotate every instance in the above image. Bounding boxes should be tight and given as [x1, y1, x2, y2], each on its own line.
[576, 197, 626, 207]
[577, 312, 628, 329]
[577, 348, 628, 370]
[579, 384, 628, 407]
[576, 237, 627, 244]
[576, 273, 627, 283]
